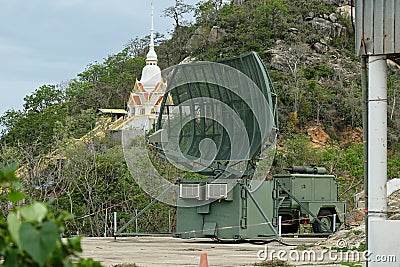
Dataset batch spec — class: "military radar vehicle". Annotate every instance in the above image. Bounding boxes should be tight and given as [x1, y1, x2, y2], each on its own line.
[149, 52, 345, 240]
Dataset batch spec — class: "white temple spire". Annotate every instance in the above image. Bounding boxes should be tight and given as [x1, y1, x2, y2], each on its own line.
[140, 1, 161, 93]
[150, 1, 155, 48]
[146, 1, 158, 63]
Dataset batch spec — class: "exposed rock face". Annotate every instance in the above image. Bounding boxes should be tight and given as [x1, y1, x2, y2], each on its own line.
[208, 26, 227, 44]
[269, 43, 313, 72]
[180, 56, 196, 64]
[315, 224, 366, 250]
[345, 209, 365, 227]
[329, 13, 338, 23]
[340, 128, 363, 144]
[307, 125, 330, 147]
[311, 17, 332, 31]
[189, 1, 350, 62]
[185, 26, 208, 52]
[313, 41, 329, 54]
[322, 0, 349, 5]
[309, 17, 344, 38]
[337, 5, 353, 19]
[270, 54, 288, 72]
[388, 189, 400, 220]
[186, 26, 227, 52]
[269, 1, 351, 68]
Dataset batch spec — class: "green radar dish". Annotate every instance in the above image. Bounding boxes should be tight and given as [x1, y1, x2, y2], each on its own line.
[150, 52, 278, 176]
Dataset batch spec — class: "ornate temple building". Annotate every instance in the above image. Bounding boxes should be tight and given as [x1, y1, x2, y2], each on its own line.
[126, 4, 166, 132]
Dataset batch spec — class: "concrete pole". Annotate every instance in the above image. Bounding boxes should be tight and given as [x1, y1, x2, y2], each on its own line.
[135, 209, 138, 233]
[278, 216, 282, 237]
[361, 56, 368, 255]
[367, 55, 387, 253]
[104, 208, 108, 237]
[114, 212, 117, 235]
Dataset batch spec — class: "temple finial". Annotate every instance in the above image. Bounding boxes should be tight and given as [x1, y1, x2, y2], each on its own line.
[145, 1, 157, 63]
[150, 1, 154, 48]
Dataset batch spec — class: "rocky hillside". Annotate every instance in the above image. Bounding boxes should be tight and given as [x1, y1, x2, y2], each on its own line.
[160, 0, 360, 135]
[166, 0, 400, 154]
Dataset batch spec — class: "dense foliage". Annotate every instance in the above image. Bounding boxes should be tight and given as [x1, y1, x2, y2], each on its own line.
[1, 0, 400, 236]
[0, 164, 101, 266]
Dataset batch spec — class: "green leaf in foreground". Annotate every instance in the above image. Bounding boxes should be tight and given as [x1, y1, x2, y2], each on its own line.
[7, 188, 26, 203]
[7, 212, 22, 250]
[19, 221, 58, 267]
[20, 202, 47, 223]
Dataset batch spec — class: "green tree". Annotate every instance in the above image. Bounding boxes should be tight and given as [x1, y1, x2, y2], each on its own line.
[0, 100, 68, 154]
[23, 85, 65, 113]
[73, 48, 144, 110]
[306, 79, 335, 125]
[274, 134, 324, 172]
[163, 0, 194, 29]
[194, 0, 225, 26]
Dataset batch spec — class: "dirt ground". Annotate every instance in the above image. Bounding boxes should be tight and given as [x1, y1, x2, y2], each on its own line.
[79, 236, 363, 267]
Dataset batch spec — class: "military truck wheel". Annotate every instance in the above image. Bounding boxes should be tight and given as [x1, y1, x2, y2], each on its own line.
[312, 209, 333, 233]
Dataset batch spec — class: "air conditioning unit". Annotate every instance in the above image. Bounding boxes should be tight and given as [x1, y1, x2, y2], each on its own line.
[179, 184, 200, 199]
[206, 183, 228, 200]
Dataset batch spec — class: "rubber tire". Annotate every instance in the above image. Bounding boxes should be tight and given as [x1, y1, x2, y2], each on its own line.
[312, 209, 333, 233]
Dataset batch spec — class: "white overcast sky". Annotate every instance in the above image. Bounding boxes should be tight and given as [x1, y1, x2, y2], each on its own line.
[0, 0, 200, 117]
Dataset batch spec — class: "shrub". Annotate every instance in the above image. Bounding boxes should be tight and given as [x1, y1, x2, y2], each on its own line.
[0, 163, 102, 267]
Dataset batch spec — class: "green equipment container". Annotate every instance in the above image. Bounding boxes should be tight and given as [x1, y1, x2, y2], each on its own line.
[175, 179, 277, 240]
[273, 168, 346, 234]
